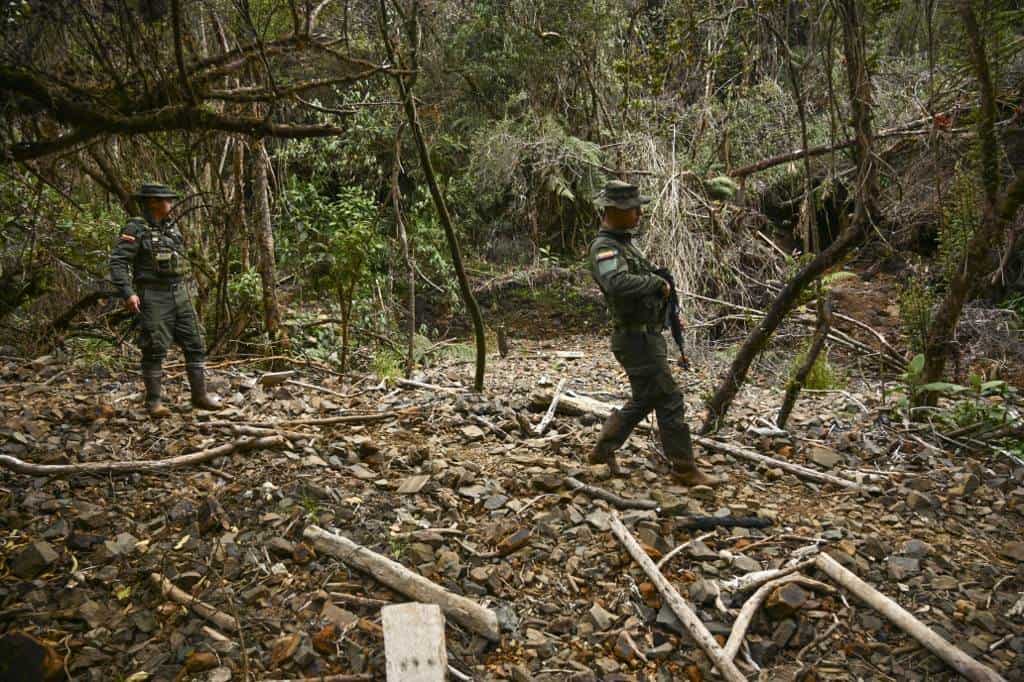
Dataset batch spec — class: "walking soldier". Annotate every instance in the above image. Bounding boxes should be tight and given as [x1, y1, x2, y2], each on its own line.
[587, 180, 720, 487]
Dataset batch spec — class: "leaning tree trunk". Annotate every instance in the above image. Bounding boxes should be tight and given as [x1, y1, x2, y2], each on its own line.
[916, 1, 1024, 405]
[381, 0, 487, 391]
[776, 296, 833, 429]
[252, 138, 285, 348]
[391, 124, 417, 378]
[700, 0, 877, 434]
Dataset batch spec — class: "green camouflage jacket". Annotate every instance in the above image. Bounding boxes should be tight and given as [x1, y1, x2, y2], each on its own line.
[109, 217, 187, 299]
[588, 229, 666, 328]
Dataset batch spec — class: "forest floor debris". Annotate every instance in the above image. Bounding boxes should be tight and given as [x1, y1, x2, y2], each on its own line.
[1, 333, 1022, 680]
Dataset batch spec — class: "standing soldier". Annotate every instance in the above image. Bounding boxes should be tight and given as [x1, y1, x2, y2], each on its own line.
[110, 184, 222, 417]
[588, 180, 720, 487]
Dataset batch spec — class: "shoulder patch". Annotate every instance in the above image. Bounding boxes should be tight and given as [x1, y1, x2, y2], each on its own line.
[596, 249, 618, 262]
[119, 233, 137, 242]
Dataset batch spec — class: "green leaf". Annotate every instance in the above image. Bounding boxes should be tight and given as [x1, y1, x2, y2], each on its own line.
[981, 380, 1008, 392]
[919, 382, 968, 394]
[908, 354, 925, 375]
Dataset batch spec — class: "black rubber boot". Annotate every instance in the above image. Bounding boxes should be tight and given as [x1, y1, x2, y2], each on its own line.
[662, 422, 722, 487]
[187, 365, 222, 411]
[590, 409, 631, 476]
[142, 372, 172, 418]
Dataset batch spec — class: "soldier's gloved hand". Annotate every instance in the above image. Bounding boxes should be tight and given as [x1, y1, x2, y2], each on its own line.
[125, 295, 141, 314]
[677, 354, 691, 370]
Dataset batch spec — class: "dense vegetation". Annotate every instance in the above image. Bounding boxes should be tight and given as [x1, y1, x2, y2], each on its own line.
[1, 0, 1022, 424]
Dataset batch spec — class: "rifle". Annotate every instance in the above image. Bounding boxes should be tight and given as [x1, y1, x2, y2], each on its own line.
[653, 267, 690, 369]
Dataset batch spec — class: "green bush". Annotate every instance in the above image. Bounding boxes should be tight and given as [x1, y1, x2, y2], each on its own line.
[789, 344, 845, 391]
[939, 171, 980, 281]
[899, 278, 935, 354]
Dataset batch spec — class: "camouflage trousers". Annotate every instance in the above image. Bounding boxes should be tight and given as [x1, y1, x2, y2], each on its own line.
[596, 329, 693, 461]
[136, 284, 205, 375]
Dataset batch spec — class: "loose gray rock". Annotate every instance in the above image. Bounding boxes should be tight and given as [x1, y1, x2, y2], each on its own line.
[887, 556, 921, 581]
[10, 541, 58, 579]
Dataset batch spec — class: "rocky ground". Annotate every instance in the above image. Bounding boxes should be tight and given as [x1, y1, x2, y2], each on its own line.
[1, 328, 1023, 681]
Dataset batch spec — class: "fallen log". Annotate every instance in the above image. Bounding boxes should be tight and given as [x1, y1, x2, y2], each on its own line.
[565, 476, 657, 510]
[397, 378, 464, 393]
[150, 573, 238, 632]
[304, 525, 501, 641]
[538, 391, 874, 493]
[0, 436, 284, 477]
[815, 553, 1006, 682]
[260, 671, 376, 675]
[608, 513, 745, 682]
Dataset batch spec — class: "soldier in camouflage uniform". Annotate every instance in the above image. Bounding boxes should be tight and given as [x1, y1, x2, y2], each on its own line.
[587, 180, 719, 487]
[110, 184, 222, 417]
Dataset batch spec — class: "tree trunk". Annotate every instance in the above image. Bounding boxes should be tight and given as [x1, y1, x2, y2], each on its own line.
[916, 1, 1024, 404]
[700, 0, 877, 433]
[236, 137, 251, 270]
[252, 138, 285, 348]
[391, 124, 416, 378]
[776, 297, 832, 429]
[382, 0, 487, 391]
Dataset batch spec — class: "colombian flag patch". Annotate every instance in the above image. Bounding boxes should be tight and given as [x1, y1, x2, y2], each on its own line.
[120, 233, 136, 242]
[596, 249, 617, 261]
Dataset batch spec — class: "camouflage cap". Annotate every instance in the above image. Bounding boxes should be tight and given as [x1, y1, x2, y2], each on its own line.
[594, 180, 651, 210]
[132, 183, 180, 200]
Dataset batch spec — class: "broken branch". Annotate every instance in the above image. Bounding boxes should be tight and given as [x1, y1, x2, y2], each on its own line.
[150, 573, 238, 632]
[303, 525, 501, 641]
[0, 436, 284, 477]
[608, 512, 746, 681]
[815, 553, 1006, 682]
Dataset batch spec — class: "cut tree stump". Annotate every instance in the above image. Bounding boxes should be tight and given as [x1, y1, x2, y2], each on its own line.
[382, 603, 447, 682]
[304, 525, 501, 641]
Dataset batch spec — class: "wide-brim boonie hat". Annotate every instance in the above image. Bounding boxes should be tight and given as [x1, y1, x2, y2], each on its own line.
[133, 183, 180, 199]
[594, 180, 651, 210]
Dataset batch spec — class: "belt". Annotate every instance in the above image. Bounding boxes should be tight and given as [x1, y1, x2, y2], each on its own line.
[138, 280, 185, 292]
[613, 323, 661, 334]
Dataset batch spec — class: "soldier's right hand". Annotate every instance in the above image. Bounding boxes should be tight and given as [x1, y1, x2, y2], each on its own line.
[125, 295, 141, 314]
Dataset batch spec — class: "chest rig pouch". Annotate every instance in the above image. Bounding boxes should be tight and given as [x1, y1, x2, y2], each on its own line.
[145, 226, 185, 276]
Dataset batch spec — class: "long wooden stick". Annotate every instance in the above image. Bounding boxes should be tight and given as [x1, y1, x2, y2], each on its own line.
[150, 573, 238, 632]
[0, 436, 284, 477]
[564, 477, 658, 510]
[815, 553, 1006, 682]
[777, 297, 833, 429]
[608, 513, 745, 681]
[535, 378, 568, 436]
[538, 391, 873, 492]
[304, 525, 500, 641]
[694, 437, 874, 493]
[274, 409, 415, 427]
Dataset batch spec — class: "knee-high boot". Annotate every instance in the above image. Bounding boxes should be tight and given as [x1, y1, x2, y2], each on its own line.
[141, 363, 171, 418]
[186, 364, 222, 410]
